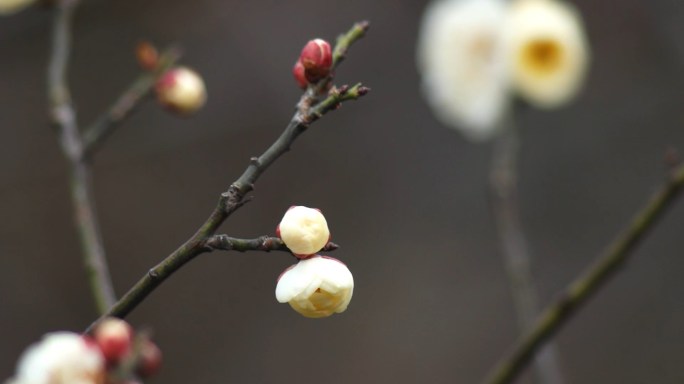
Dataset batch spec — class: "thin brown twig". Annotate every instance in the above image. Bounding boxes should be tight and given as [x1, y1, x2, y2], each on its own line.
[484, 163, 684, 384]
[48, 0, 116, 313]
[81, 47, 182, 159]
[203, 235, 339, 254]
[88, 23, 370, 330]
[489, 120, 564, 384]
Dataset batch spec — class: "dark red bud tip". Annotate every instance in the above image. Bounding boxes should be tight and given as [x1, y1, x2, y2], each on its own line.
[299, 39, 332, 83]
[358, 86, 371, 96]
[292, 60, 307, 89]
[136, 340, 162, 378]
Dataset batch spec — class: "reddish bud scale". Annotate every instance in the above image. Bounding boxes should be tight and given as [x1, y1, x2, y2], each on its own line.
[136, 41, 159, 71]
[292, 60, 308, 89]
[137, 340, 162, 378]
[299, 39, 332, 83]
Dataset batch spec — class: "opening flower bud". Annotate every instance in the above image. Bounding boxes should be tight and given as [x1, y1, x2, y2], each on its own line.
[505, 0, 590, 108]
[155, 66, 207, 115]
[299, 38, 333, 83]
[93, 318, 133, 364]
[277, 206, 330, 257]
[276, 255, 354, 318]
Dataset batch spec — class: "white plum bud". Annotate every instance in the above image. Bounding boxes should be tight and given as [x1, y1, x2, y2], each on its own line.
[276, 255, 354, 318]
[155, 66, 207, 115]
[277, 206, 330, 258]
[9, 332, 104, 384]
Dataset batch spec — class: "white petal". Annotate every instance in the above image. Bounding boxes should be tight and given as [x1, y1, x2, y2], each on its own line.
[275, 256, 354, 318]
[14, 332, 103, 384]
[417, 0, 511, 140]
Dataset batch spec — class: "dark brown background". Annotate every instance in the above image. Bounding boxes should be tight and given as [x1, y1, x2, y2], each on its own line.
[1, 0, 684, 383]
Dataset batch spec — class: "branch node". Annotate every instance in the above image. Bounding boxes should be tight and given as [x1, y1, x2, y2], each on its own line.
[147, 269, 160, 280]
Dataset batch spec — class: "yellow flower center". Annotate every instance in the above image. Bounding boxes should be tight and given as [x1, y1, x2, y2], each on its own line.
[521, 38, 564, 75]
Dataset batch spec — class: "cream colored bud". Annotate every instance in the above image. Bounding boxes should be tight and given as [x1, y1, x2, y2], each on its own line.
[417, 0, 511, 141]
[276, 255, 354, 318]
[0, 0, 36, 15]
[505, 0, 590, 108]
[155, 67, 207, 115]
[277, 206, 330, 257]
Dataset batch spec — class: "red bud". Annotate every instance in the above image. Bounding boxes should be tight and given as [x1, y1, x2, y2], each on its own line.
[299, 39, 332, 83]
[136, 340, 162, 378]
[94, 318, 133, 365]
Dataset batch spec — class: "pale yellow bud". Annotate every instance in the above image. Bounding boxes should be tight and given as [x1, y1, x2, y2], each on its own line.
[155, 67, 207, 115]
[277, 206, 330, 257]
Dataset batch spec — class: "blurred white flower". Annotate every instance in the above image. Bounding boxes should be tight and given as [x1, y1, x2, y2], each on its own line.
[505, 0, 590, 108]
[417, 0, 510, 141]
[277, 206, 330, 257]
[276, 255, 354, 318]
[8, 332, 104, 384]
[0, 0, 36, 15]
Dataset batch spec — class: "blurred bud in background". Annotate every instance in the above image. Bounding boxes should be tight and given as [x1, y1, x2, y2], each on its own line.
[7, 332, 105, 384]
[155, 66, 207, 116]
[0, 0, 36, 15]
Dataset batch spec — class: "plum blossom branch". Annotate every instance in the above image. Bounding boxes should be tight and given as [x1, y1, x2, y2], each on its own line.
[82, 47, 182, 159]
[484, 162, 684, 384]
[489, 120, 564, 384]
[203, 235, 339, 254]
[48, 0, 116, 314]
[90, 23, 370, 329]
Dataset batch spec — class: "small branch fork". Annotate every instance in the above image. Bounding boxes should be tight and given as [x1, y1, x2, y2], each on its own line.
[86, 21, 370, 329]
[203, 236, 339, 254]
[48, 0, 181, 314]
[484, 162, 684, 384]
